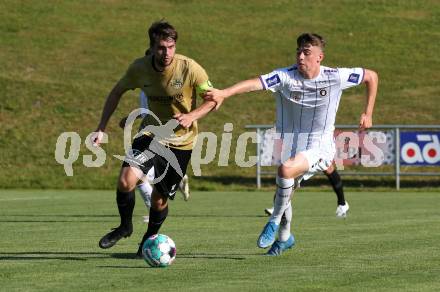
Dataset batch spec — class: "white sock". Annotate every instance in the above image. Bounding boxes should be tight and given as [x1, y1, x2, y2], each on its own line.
[137, 181, 152, 208]
[269, 176, 295, 225]
[278, 202, 292, 242]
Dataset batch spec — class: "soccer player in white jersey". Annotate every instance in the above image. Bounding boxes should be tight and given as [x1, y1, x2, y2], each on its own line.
[204, 33, 378, 256]
[119, 90, 191, 222]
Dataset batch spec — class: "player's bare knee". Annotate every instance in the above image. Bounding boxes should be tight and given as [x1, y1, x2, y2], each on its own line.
[117, 167, 139, 191]
[151, 197, 168, 211]
[278, 164, 297, 179]
[117, 179, 135, 192]
[117, 173, 137, 192]
[151, 189, 168, 211]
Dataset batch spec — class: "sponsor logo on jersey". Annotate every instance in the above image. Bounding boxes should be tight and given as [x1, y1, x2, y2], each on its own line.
[290, 91, 301, 101]
[149, 93, 184, 103]
[348, 73, 360, 83]
[171, 79, 183, 89]
[265, 74, 281, 87]
[324, 69, 337, 73]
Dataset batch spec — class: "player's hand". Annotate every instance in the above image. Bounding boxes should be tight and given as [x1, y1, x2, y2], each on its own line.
[90, 130, 105, 147]
[203, 89, 226, 111]
[359, 113, 373, 130]
[119, 116, 128, 129]
[174, 113, 194, 128]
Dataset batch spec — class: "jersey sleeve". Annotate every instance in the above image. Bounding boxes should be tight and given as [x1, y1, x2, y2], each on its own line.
[338, 67, 365, 90]
[259, 69, 288, 92]
[189, 59, 210, 89]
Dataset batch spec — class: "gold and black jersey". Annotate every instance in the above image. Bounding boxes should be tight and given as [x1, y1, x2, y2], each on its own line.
[118, 54, 210, 150]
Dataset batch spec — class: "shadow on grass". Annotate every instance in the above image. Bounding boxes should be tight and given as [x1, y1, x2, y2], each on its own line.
[171, 214, 266, 218]
[0, 251, 260, 264]
[0, 251, 108, 261]
[110, 253, 138, 260]
[0, 214, 118, 223]
[110, 252, 252, 261]
[1, 215, 117, 217]
[178, 253, 260, 260]
[0, 214, 266, 222]
[95, 252, 252, 268]
[96, 265, 147, 269]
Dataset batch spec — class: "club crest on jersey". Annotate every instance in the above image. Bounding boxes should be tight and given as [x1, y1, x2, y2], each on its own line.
[319, 89, 327, 96]
[265, 74, 280, 87]
[171, 79, 183, 89]
[348, 73, 360, 83]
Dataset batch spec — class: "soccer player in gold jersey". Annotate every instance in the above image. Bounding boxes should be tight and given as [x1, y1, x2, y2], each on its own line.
[91, 20, 216, 257]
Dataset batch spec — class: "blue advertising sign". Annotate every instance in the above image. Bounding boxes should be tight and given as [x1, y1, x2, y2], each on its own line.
[400, 131, 440, 166]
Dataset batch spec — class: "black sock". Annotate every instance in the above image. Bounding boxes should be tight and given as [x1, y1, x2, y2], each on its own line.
[116, 189, 135, 229]
[326, 170, 345, 205]
[140, 206, 169, 244]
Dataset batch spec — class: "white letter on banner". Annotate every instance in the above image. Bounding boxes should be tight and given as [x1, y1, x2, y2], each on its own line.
[401, 142, 423, 164]
[422, 135, 440, 164]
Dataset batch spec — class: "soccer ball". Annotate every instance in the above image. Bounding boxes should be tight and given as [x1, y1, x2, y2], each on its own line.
[142, 234, 176, 268]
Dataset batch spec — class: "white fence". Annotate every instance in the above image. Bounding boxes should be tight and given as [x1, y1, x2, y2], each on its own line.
[245, 125, 440, 190]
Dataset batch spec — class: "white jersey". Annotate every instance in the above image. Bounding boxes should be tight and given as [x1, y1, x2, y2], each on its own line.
[260, 65, 364, 153]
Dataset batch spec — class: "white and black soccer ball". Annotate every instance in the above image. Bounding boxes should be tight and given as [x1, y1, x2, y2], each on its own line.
[142, 234, 176, 267]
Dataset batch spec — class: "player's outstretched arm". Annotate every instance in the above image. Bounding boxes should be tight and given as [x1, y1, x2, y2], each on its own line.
[91, 83, 127, 146]
[359, 69, 378, 130]
[204, 78, 263, 110]
[174, 100, 217, 128]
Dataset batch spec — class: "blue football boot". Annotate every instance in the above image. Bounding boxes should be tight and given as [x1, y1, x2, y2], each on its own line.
[257, 221, 279, 248]
[266, 234, 295, 256]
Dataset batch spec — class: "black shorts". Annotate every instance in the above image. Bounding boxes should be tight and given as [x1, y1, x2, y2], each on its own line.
[122, 135, 192, 199]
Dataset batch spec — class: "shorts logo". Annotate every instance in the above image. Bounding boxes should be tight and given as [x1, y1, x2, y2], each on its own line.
[127, 149, 148, 165]
[266, 74, 281, 87]
[348, 73, 360, 83]
[114, 109, 193, 184]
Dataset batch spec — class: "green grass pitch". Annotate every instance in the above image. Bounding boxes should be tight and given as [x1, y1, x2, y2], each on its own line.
[1, 190, 439, 291]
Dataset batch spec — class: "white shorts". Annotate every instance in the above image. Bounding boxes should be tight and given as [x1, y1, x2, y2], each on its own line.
[300, 139, 336, 181]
